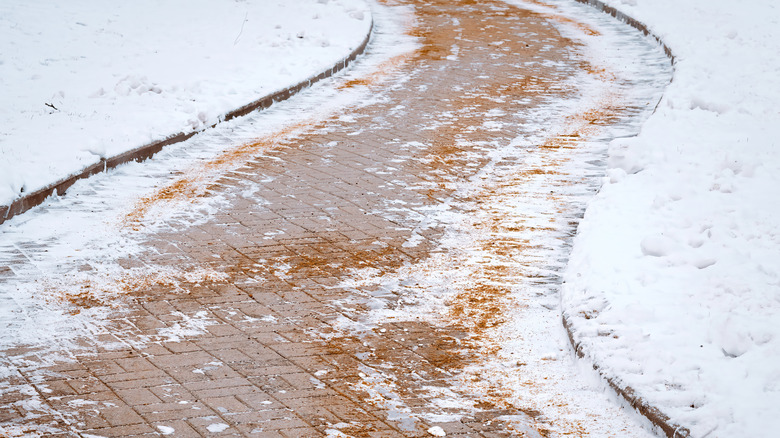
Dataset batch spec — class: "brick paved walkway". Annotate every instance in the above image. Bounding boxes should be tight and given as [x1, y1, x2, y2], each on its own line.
[0, 0, 666, 437]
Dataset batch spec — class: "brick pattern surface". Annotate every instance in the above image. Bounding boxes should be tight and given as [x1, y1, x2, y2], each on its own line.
[1, 0, 599, 436]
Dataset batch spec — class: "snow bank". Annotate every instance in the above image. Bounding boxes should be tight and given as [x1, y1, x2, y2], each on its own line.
[562, 0, 780, 436]
[0, 0, 370, 206]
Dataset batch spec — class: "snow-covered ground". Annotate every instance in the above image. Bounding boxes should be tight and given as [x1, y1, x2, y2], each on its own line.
[561, 0, 780, 436]
[3, 0, 777, 436]
[0, 0, 370, 207]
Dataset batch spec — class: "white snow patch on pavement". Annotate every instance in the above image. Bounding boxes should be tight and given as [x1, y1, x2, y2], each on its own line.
[206, 423, 229, 433]
[427, 426, 446, 436]
[0, 0, 371, 206]
[156, 425, 175, 435]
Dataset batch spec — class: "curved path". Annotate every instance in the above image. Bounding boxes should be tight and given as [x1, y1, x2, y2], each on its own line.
[0, 0, 671, 436]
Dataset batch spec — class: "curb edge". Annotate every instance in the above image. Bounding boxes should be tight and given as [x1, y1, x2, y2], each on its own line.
[0, 16, 375, 226]
[573, 0, 675, 63]
[564, 1, 689, 437]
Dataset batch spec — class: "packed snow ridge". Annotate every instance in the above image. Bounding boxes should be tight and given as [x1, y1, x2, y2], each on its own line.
[0, 0, 370, 206]
[562, 0, 780, 436]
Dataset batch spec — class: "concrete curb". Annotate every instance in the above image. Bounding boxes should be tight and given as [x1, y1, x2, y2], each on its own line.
[573, 0, 674, 63]
[0, 18, 374, 226]
[564, 1, 689, 437]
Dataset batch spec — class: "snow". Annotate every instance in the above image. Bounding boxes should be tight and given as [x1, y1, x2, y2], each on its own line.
[427, 426, 446, 437]
[560, 0, 780, 436]
[206, 423, 229, 433]
[0, 0, 371, 206]
[156, 425, 175, 435]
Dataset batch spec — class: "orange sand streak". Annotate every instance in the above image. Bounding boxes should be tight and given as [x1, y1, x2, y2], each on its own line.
[123, 120, 314, 228]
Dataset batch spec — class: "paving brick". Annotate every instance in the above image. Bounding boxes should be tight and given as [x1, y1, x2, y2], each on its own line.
[136, 402, 216, 423]
[82, 423, 157, 437]
[76, 411, 111, 430]
[149, 384, 196, 403]
[184, 376, 254, 393]
[37, 379, 78, 397]
[151, 419, 202, 437]
[235, 392, 285, 410]
[116, 388, 162, 406]
[115, 357, 159, 373]
[188, 417, 243, 436]
[191, 385, 262, 400]
[235, 416, 310, 432]
[100, 405, 146, 427]
[67, 377, 112, 395]
[201, 395, 250, 414]
[82, 359, 126, 376]
[105, 376, 175, 390]
[271, 388, 338, 402]
[287, 405, 341, 428]
[149, 351, 217, 369]
[279, 427, 323, 437]
[207, 348, 254, 363]
[242, 430, 286, 438]
[163, 340, 202, 353]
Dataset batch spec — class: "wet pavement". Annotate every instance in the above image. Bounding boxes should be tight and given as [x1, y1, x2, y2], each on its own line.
[0, 0, 672, 437]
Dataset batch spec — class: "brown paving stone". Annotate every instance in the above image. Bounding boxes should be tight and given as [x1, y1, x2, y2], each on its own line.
[116, 388, 163, 406]
[82, 359, 127, 376]
[149, 351, 217, 369]
[151, 419, 202, 437]
[164, 340, 202, 353]
[35, 379, 78, 397]
[67, 377, 112, 395]
[83, 423, 158, 437]
[136, 401, 216, 423]
[232, 413, 311, 432]
[78, 412, 112, 431]
[202, 395, 251, 414]
[243, 431, 285, 438]
[184, 377, 254, 393]
[100, 405, 147, 427]
[115, 356, 158, 373]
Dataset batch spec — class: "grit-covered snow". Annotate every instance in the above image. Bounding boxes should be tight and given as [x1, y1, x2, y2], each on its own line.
[0, 0, 370, 207]
[562, 0, 780, 436]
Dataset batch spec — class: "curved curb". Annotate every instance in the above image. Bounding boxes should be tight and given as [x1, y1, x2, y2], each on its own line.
[573, 0, 675, 63]
[563, 2, 689, 438]
[0, 18, 374, 227]
[563, 316, 691, 438]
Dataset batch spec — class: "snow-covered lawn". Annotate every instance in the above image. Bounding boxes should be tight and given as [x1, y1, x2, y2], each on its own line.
[563, 0, 780, 436]
[0, 0, 370, 207]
